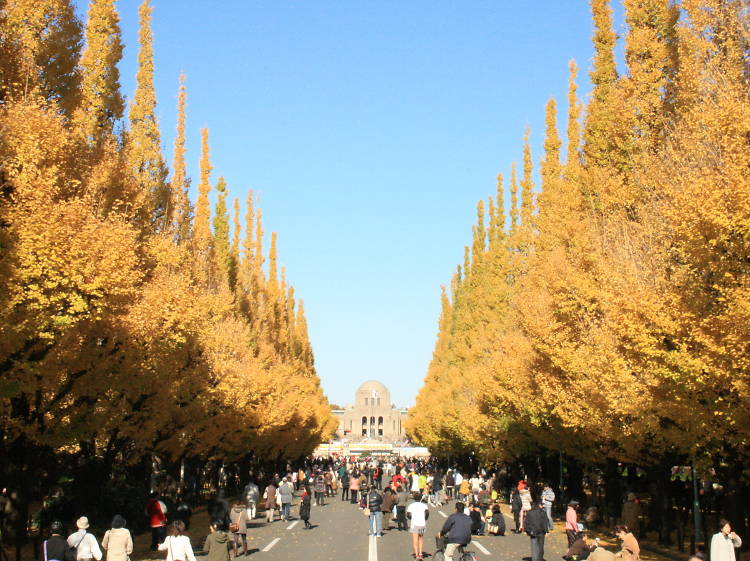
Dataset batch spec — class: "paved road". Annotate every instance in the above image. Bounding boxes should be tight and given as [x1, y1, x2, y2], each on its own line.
[224, 494, 569, 561]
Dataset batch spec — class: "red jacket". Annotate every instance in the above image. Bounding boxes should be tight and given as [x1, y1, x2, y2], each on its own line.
[147, 498, 167, 527]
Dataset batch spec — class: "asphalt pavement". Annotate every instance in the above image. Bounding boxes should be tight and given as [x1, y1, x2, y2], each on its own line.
[226, 493, 569, 561]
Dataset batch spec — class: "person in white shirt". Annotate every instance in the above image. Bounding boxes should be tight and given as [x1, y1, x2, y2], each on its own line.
[158, 521, 196, 561]
[710, 519, 742, 561]
[67, 517, 103, 561]
[407, 493, 430, 561]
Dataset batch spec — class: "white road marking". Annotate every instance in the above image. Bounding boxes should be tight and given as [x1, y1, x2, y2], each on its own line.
[472, 540, 491, 555]
[262, 538, 280, 552]
[286, 520, 299, 530]
[368, 534, 378, 561]
[439, 511, 448, 518]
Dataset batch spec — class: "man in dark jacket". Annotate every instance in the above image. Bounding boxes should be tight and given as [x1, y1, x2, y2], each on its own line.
[367, 489, 383, 537]
[525, 500, 550, 561]
[42, 521, 69, 561]
[440, 502, 472, 561]
[511, 489, 522, 533]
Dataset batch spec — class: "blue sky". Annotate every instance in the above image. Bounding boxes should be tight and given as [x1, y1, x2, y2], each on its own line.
[74, 1, 623, 408]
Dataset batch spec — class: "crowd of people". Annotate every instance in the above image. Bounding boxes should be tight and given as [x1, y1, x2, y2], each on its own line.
[2, 459, 744, 561]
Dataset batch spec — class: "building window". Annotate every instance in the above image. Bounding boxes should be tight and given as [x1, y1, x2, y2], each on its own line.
[362, 416, 367, 426]
[362, 429, 367, 436]
[378, 416, 383, 426]
[349, 420, 352, 430]
[377, 398, 381, 406]
[370, 416, 375, 425]
[364, 397, 368, 406]
[378, 428, 383, 436]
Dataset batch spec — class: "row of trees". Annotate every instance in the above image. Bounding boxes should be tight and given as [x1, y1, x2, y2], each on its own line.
[408, 0, 750, 543]
[0, 0, 336, 507]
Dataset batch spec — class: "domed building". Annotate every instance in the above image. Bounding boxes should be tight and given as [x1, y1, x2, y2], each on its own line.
[333, 380, 408, 442]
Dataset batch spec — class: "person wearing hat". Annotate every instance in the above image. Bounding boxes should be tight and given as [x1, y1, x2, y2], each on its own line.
[102, 516, 132, 561]
[67, 517, 102, 561]
[42, 522, 69, 561]
[566, 500, 580, 548]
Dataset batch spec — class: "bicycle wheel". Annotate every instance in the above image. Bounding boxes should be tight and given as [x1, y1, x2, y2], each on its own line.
[460, 551, 477, 561]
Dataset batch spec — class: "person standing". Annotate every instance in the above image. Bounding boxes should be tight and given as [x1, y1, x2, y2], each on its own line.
[340, 470, 350, 502]
[407, 493, 430, 560]
[542, 484, 555, 532]
[566, 500, 580, 547]
[67, 518, 102, 561]
[710, 520, 742, 561]
[445, 470, 455, 500]
[278, 478, 294, 522]
[158, 521, 196, 561]
[299, 485, 312, 530]
[263, 481, 277, 523]
[203, 519, 230, 561]
[614, 525, 640, 561]
[367, 488, 383, 538]
[711, 518, 742, 561]
[525, 501, 549, 561]
[519, 483, 532, 533]
[439, 503, 472, 561]
[146, 493, 167, 551]
[620, 494, 641, 538]
[101, 516, 132, 561]
[314, 472, 326, 506]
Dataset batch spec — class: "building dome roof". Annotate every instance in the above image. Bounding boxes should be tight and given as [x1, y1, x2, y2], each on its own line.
[357, 380, 389, 394]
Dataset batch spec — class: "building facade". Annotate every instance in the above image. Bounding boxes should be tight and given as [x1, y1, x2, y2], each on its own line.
[333, 380, 408, 442]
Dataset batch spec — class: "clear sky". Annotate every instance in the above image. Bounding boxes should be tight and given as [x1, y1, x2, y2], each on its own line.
[74, 0, 622, 409]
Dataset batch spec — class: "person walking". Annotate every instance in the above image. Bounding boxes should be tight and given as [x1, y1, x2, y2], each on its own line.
[101, 516, 132, 561]
[203, 519, 230, 561]
[406, 493, 429, 560]
[278, 478, 294, 522]
[525, 501, 549, 561]
[396, 486, 409, 531]
[67, 518, 102, 561]
[42, 522, 69, 561]
[263, 482, 277, 523]
[614, 525, 640, 561]
[542, 484, 555, 532]
[366, 488, 383, 538]
[228, 501, 248, 556]
[710, 520, 742, 561]
[146, 493, 167, 551]
[349, 472, 361, 504]
[299, 485, 312, 530]
[439, 502, 472, 561]
[242, 480, 259, 520]
[381, 488, 395, 531]
[158, 521, 195, 561]
[511, 487, 522, 533]
[566, 500, 580, 547]
[519, 483, 532, 532]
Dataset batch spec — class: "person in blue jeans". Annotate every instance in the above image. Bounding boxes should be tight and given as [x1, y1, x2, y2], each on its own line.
[542, 484, 555, 531]
[367, 489, 383, 537]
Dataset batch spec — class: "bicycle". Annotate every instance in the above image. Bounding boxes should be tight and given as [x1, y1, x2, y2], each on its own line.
[432, 536, 477, 561]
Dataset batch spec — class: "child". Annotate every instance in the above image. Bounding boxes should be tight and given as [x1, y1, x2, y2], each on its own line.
[203, 520, 230, 561]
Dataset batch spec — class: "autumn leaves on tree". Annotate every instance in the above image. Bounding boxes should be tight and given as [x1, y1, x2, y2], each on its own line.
[0, 0, 336, 467]
[408, 0, 750, 471]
